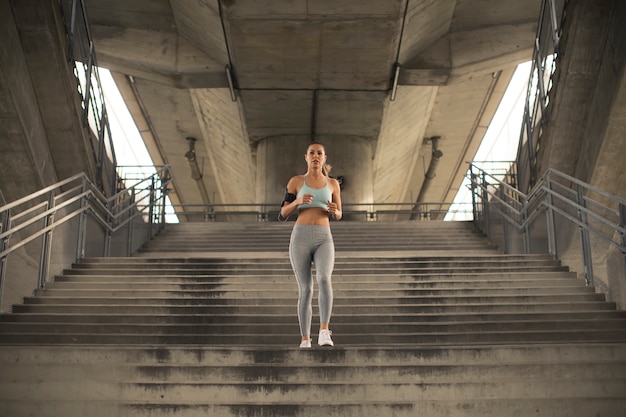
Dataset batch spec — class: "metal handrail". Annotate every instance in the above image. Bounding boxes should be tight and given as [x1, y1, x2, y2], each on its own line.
[473, 166, 626, 240]
[0, 168, 171, 311]
[516, 0, 568, 191]
[470, 163, 626, 299]
[166, 201, 474, 222]
[60, 0, 118, 192]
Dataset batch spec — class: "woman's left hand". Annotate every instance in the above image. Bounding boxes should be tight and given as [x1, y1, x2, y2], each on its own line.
[327, 200, 338, 217]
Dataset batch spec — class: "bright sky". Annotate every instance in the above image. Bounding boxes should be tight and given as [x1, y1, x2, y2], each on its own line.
[99, 70, 154, 172]
[445, 61, 532, 220]
[98, 61, 532, 222]
[99, 68, 179, 222]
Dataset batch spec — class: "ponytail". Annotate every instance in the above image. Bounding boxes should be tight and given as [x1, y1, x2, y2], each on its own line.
[322, 162, 332, 176]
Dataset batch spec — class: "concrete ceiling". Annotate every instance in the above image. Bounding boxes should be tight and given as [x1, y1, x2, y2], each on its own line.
[83, 0, 540, 214]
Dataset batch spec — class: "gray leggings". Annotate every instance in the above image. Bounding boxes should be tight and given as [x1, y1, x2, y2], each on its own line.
[289, 225, 335, 337]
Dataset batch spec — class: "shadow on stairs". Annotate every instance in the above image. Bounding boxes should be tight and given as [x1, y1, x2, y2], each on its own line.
[1, 221, 625, 416]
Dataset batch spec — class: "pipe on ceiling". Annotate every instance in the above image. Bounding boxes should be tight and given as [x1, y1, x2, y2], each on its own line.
[411, 136, 443, 220]
[185, 137, 212, 206]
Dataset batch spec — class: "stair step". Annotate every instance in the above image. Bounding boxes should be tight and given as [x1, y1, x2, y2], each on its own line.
[2, 329, 625, 346]
[4, 344, 626, 365]
[45, 279, 584, 289]
[2, 319, 626, 336]
[33, 287, 595, 298]
[4, 311, 625, 324]
[70, 258, 563, 268]
[3, 380, 626, 403]
[3, 397, 624, 417]
[20, 293, 608, 306]
[12, 301, 618, 314]
[52, 271, 580, 283]
[79, 253, 557, 261]
[59, 266, 570, 275]
[5, 361, 625, 383]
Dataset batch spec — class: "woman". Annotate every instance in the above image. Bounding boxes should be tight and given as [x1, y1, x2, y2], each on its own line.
[279, 142, 342, 348]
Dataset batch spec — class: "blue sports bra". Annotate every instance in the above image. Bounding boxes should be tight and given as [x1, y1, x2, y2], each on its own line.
[297, 176, 332, 211]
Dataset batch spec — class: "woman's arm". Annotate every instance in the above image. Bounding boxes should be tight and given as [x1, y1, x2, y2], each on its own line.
[279, 176, 307, 219]
[327, 178, 342, 220]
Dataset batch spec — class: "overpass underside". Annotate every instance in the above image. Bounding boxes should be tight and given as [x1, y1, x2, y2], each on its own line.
[83, 0, 539, 214]
[1, 0, 625, 225]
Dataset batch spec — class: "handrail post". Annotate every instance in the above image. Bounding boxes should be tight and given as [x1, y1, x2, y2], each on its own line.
[499, 185, 509, 253]
[126, 188, 135, 257]
[545, 176, 557, 257]
[548, 0, 561, 49]
[0, 209, 11, 310]
[577, 184, 594, 286]
[619, 203, 626, 290]
[159, 169, 169, 229]
[148, 176, 156, 241]
[469, 165, 479, 226]
[104, 200, 113, 257]
[160, 182, 167, 227]
[38, 192, 56, 288]
[97, 109, 107, 188]
[481, 171, 490, 237]
[76, 177, 89, 261]
[66, 0, 77, 62]
[126, 215, 135, 257]
[82, 41, 94, 128]
[522, 199, 531, 254]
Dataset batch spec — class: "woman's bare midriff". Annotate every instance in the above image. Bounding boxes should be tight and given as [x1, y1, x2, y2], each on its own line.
[295, 208, 331, 226]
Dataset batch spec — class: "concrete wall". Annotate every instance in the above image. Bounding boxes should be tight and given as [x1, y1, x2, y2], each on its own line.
[0, 1, 58, 201]
[191, 88, 256, 207]
[0, 0, 102, 203]
[538, 0, 626, 188]
[534, 0, 626, 308]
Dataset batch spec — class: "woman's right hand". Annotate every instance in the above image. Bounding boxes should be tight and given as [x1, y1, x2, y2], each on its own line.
[299, 193, 314, 206]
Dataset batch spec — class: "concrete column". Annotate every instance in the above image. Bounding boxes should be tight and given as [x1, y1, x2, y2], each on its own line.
[256, 136, 374, 218]
[537, 0, 623, 182]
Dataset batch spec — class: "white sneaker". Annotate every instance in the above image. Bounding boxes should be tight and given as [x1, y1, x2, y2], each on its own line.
[299, 340, 311, 348]
[318, 329, 334, 347]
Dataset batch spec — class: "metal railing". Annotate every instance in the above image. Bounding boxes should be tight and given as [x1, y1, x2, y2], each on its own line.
[470, 162, 626, 309]
[516, 0, 568, 192]
[4, 160, 625, 313]
[166, 201, 474, 223]
[0, 167, 170, 313]
[59, 0, 117, 193]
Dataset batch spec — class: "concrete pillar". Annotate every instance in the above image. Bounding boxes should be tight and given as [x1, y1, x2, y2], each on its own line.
[324, 136, 374, 219]
[537, 0, 624, 182]
[255, 136, 374, 218]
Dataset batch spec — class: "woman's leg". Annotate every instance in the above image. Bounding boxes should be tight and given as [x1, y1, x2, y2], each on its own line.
[289, 226, 314, 339]
[313, 230, 335, 327]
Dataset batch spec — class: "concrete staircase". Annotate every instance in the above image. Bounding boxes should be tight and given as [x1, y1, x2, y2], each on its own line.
[1, 220, 626, 416]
